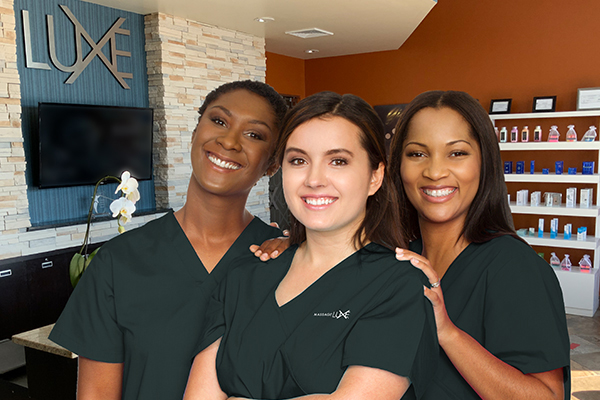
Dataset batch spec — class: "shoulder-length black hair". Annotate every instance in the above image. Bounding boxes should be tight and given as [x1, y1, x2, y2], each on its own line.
[276, 91, 408, 250]
[388, 90, 522, 244]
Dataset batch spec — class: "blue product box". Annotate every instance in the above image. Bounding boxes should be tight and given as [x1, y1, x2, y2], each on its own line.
[582, 161, 595, 175]
[516, 161, 525, 174]
[504, 161, 513, 174]
[542, 168, 549, 174]
[568, 167, 577, 175]
[530, 160, 535, 174]
[555, 161, 563, 175]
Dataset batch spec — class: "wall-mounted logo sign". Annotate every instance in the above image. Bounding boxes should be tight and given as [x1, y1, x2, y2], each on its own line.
[22, 5, 133, 89]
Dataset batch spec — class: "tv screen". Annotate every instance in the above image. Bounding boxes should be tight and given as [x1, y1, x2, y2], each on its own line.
[37, 102, 153, 188]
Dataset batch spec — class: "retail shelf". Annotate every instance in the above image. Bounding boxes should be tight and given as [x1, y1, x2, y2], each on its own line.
[499, 142, 600, 151]
[510, 203, 600, 217]
[504, 173, 599, 183]
[490, 110, 600, 121]
[521, 232, 598, 250]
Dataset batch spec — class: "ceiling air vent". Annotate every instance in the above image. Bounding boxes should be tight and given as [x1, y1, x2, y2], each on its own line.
[285, 28, 334, 39]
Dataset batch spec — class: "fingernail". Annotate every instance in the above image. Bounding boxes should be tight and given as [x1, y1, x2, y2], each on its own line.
[411, 258, 419, 265]
[272, 250, 279, 257]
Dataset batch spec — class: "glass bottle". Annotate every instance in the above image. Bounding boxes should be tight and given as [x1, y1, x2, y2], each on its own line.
[521, 126, 529, 142]
[566, 125, 577, 142]
[499, 127, 508, 143]
[494, 126, 500, 142]
[549, 252, 560, 267]
[560, 254, 572, 271]
[510, 126, 518, 142]
[548, 125, 560, 142]
[579, 254, 592, 270]
[582, 126, 597, 142]
[533, 125, 542, 142]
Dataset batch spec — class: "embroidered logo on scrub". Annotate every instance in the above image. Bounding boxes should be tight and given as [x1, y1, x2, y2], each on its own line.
[313, 310, 351, 319]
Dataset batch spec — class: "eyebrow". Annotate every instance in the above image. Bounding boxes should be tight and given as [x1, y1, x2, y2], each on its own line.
[285, 147, 354, 157]
[404, 139, 474, 148]
[209, 105, 273, 133]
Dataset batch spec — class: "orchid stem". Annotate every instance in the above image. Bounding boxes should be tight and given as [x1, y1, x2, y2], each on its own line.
[79, 176, 121, 255]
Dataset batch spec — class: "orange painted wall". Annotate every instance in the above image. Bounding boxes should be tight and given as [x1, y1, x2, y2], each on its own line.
[266, 52, 306, 99]
[299, 0, 600, 112]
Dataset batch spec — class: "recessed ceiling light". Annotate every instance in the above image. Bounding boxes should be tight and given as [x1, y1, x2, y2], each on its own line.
[305, 49, 319, 54]
[254, 17, 275, 23]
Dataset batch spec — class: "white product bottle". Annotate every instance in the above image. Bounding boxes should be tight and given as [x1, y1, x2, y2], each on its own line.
[548, 125, 560, 142]
[560, 254, 572, 271]
[499, 127, 508, 142]
[566, 125, 577, 142]
[549, 252, 561, 267]
[510, 126, 518, 142]
[582, 126, 597, 142]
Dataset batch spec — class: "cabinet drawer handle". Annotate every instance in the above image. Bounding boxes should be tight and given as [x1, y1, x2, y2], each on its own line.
[0, 269, 12, 278]
[41, 261, 53, 269]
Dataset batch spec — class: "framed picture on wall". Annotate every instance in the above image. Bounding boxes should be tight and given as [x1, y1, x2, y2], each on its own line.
[489, 99, 512, 114]
[373, 103, 408, 154]
[577, 88, 600, 110]
[532, 96, 556, 112]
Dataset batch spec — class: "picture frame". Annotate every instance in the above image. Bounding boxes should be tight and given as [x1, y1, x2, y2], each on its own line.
[577, 87, 600, 111]
[373, 103, 407, 154]
[532, 96, 556, 113]
[489, 99, 512, 114]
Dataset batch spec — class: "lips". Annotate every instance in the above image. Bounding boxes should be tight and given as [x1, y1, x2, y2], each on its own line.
[207, 152, 242, 170]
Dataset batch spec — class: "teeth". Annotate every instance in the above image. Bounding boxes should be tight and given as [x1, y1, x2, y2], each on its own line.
[305, 198, 335, 206]
[208, 154, 241, 170]
[423, 188, 456, 197]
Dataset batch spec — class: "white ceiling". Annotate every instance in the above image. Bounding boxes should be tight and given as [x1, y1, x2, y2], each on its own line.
[84, 0, 437, 59]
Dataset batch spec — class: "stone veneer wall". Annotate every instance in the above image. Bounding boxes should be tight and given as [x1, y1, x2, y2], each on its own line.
[144, 12, 270, 219]
[0, 6, 270, 260]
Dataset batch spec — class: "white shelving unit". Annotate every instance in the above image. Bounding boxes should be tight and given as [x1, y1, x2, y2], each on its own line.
[492, 111, 600, 316]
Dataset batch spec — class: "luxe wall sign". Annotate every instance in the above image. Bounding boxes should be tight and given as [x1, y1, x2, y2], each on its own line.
[21, 5, 133, 89]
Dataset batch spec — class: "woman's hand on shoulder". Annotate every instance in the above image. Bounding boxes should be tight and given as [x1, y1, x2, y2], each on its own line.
[249, 224, 290, 261]
[395, 248, 456, 344]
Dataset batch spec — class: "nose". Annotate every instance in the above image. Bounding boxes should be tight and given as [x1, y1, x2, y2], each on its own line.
[423, 155, 449, 181]
[305, 163, 327, 188]
[216, 126, 243, 152]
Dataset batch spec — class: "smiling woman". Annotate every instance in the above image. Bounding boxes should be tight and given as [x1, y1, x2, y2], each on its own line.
[184, 91, 438, 400]
[389, 90, 571, 400]
[48, 81, 289, 400]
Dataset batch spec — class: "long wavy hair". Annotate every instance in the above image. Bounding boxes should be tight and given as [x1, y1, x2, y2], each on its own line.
[388, 90, 522, 244]
[276, 91, 408, 250]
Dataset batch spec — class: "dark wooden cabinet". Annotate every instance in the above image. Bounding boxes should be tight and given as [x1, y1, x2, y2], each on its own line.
[0, 242, 103, 340]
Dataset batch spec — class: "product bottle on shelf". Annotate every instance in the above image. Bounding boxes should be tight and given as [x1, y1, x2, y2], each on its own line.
[550, 252, 561, 267]
[534, 125, 542, 141]
[510, 126, 518, 142]
[560, 254, 572, 271]
[548, 125, 560, 142]
[582, 126, 597, 142]
[499, 127, 508, 142]
[566, 125, 577, 142]
[579, 254, 592, 270]
[521, 126, 529, 142]
[494, 126, 500, 142]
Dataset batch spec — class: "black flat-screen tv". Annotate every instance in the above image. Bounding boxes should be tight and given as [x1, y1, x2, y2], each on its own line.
[36, 102, 154, 188]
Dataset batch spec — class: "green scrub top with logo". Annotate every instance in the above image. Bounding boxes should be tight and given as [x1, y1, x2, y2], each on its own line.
[198, 243, 439, 400]
[49, 211, 281, 400]
[410, 235, 571, 400]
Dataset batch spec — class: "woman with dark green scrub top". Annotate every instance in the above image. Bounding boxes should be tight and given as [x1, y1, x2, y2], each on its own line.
[392, 91, 571, 400]
[184, 92, 438, 400]
[48, 80, 288, 400]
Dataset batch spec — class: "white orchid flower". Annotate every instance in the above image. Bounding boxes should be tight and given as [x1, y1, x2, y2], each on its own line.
[110, 197, 136, 222]
[126, 188, 141, 204]
[115, 171, 139, 197]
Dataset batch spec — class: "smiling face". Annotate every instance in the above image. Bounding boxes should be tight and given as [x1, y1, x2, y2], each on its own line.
[189, 89, 277, 199]
[400, 107, 481, 228]
[282, 116, 383, 241]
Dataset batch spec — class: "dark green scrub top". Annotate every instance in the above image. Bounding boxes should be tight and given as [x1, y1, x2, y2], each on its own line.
[410, 235, 571, 400]
[49, 211, 281, 400]
[198, 243, 439, 399]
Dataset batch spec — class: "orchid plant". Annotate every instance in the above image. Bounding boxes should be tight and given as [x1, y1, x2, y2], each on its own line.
[70, 171, 141, 287]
